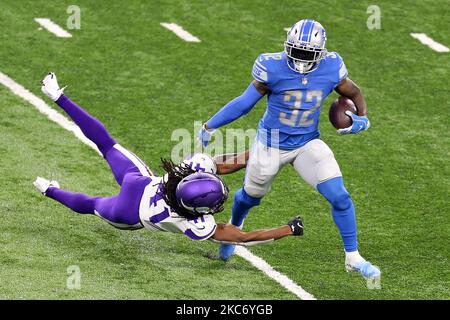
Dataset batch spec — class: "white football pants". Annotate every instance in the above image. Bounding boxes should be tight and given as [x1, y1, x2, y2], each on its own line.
[243, 138, 342, 198]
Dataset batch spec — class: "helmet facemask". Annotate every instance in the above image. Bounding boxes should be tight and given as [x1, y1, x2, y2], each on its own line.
[285, 42, 327, 73]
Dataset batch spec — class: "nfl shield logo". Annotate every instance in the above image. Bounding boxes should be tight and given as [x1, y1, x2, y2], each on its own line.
[302, 77, 308, 85]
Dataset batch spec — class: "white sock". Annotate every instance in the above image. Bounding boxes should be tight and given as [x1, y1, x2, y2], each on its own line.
[345, 250, 365, 265]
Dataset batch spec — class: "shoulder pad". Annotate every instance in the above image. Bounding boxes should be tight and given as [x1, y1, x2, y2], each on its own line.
[325, 51, 347, 81]
[185, 215, 217, 241]
[252, 52, 283, 84]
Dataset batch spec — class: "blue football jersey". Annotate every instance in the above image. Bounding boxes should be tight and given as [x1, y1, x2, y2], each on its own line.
[252, 51, 347, 150]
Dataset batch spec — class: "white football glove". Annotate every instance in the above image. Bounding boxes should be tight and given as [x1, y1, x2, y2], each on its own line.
[41, 72, 65, 101]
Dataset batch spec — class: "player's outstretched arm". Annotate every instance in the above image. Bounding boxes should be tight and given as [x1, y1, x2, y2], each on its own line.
[335, 78, 370, 134]
[213, 150, 250, 175]
[211, 216, 303, 246]
[198, 81, 268, 147]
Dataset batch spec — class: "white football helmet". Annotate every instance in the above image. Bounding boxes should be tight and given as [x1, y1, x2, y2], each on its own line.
[285, 19, 327, 74]
[182, 153, 217, 174]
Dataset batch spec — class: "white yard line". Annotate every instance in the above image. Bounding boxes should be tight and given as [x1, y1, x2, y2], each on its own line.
[0, 71, 99, 154]
[236, 247, 316, 300]
[0, 71, 314, 300]
[160, 22, 201, 42]
[410, 33, 449, 52]
[35, 18, 72, 38]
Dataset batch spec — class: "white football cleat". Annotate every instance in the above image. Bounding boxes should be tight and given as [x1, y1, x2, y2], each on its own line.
[41, 72, 65, 101]
[33, 177, 60, 195]
[345, 259, 381, 279]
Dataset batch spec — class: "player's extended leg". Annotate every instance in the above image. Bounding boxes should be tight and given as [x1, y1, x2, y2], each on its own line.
[37, 95, 151, 227]
[42, 73, 153, 185]
[219, 140, 284, 260]
[34, 174, 147, 229]
[292, 139, 380, 278]
[56, 95, 154, 185]
[56, 95, 116, 156]
[39, 73, 152, 228]
[57, 94, 155, 184]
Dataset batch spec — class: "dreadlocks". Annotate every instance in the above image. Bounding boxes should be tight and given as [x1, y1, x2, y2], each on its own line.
[159, 158, 198, 219]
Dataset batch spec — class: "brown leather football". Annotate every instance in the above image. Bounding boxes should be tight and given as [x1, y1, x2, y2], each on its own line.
[328, 96, 357, 129]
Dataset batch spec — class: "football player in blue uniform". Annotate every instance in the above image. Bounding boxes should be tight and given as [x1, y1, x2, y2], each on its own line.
[198, 19, 380, 279]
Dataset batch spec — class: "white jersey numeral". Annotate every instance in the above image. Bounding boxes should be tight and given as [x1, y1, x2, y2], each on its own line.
[280, 90, 302, 126]
[279, 90, 323, 127]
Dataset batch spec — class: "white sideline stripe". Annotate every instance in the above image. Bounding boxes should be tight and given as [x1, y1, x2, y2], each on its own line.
[0, 71, 100, 154]
[410, 33, 449, 53]
[160, 22, 201, 42]
[0, 71, 314, 300]
[35, 18, 72, 38]
[236, 247, 316, 300]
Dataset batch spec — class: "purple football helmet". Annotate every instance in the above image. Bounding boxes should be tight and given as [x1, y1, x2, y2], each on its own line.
[175, 172, 229, 215]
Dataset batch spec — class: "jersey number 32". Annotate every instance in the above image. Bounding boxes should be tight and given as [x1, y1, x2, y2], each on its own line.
[280, 90, 323, 127]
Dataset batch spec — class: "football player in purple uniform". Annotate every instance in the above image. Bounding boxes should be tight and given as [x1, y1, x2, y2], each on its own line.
[34, 73, 303, 246]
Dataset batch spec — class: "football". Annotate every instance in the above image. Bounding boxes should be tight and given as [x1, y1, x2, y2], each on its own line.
[328, 96, 357, 129]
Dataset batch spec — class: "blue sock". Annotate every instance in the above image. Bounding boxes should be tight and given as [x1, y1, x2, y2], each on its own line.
[230, 188, 261, 227]
[317, 177, 358, 252]
[219, 188, 261, 260]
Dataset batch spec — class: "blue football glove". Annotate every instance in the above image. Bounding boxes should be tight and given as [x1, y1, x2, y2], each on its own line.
[337, 111, 371, 135]
[197, 124, 215, 147]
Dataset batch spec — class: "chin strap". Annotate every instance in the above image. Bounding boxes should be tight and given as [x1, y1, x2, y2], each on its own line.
[209, 238, 274, 247]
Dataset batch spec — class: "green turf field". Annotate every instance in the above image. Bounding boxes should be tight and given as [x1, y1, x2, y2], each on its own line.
[0, 0, 449, 300]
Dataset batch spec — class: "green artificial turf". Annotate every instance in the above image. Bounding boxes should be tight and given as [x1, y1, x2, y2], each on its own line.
[0, 0, 448, 299]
